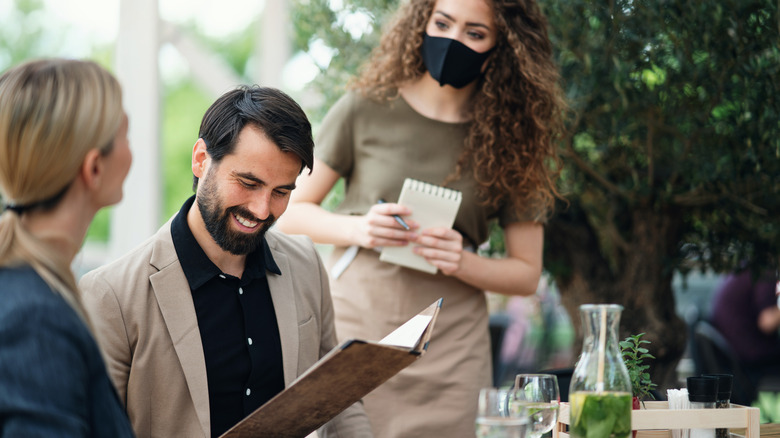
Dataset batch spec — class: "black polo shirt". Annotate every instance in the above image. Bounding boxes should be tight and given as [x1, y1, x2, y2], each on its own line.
[170, 196, 285, 437]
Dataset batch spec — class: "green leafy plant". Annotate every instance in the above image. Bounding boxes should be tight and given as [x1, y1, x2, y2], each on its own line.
[620, 333, 657, 401]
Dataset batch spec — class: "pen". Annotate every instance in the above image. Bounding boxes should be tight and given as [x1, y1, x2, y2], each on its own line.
[378, 198, 411, 230]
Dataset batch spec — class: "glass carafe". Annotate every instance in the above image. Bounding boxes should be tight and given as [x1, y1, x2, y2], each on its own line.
[569, 304, 632, 438]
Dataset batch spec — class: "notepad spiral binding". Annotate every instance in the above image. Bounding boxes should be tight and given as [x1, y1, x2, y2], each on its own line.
[406, 179, 463, 202]
[380, 178, 463, 274]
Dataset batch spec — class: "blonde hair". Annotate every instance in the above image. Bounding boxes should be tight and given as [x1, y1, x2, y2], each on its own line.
[0, 59, 123, 318]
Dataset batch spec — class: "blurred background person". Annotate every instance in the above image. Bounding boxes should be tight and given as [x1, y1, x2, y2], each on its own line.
[710, 266, 780, 401]
[495, 282, 574, 389]
[0, 58, 134, 437]
[277, 0, 566, 435]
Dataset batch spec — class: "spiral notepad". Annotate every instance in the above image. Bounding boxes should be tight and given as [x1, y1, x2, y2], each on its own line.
[379, 178, 463, 274]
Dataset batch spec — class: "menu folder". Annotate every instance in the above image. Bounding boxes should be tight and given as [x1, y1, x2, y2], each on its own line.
[220, 298, 443, 438]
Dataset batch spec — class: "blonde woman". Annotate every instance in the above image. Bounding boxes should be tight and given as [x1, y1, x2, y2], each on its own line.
[277, 0, 566, 435]
[0, 59, 134, 437]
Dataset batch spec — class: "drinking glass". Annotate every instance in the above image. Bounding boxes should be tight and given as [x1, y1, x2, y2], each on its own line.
[508, 374, 560, 438]
[476, 387, 529, 438]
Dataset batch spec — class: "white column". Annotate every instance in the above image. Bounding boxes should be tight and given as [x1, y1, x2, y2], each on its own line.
[257, 0, 290, 88]
[111, 0, 161, 261]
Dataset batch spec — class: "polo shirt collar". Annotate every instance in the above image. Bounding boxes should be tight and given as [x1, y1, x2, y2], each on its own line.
[171, 195, 281, 290]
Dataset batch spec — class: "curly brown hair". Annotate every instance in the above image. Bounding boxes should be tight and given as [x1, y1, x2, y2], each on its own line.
[351, 0, 566, 220]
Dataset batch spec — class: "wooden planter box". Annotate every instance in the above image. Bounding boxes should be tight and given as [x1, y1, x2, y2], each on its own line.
[553, 401, 761, 438]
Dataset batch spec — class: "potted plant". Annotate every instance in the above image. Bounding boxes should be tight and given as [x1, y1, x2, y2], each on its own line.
[620, 333, 657, 410]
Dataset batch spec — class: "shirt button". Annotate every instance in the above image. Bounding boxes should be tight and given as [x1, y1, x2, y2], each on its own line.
[246, 388, 251, 396]
[248, 337, 253, 345]
[219, 274, 226, 279]
[238, 287, 244, 295]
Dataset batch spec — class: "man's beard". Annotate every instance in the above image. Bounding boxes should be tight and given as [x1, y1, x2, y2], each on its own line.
[196, 175, 275, 256]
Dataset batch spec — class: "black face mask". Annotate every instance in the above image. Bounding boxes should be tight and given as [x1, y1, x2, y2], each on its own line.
[421, 32, 493, 89]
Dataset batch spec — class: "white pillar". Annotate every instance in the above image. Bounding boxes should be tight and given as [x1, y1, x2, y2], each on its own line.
[257, 0, 290, 88]
[111, 0, 161, 261]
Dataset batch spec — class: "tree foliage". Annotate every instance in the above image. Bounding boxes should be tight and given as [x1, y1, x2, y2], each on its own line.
[545, 0, 780, 276]
[0, 0, 56, 71]
[291, 0, 400, 120]
[542, 0, 779, 387]
[161, 80, 213, 218]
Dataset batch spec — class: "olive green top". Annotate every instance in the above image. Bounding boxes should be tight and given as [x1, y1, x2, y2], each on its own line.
[316, 92, 537, 248]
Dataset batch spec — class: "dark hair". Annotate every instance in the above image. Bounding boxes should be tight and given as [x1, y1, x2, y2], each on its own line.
[193, 85, 314, 190]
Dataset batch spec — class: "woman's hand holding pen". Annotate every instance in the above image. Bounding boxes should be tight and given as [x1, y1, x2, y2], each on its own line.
[354, 201, 417, 249]
[361, 199, 465, 275]
[411, 228, 464, 276]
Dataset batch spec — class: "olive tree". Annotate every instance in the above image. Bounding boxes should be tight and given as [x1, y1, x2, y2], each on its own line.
[544, 0, 780, 387]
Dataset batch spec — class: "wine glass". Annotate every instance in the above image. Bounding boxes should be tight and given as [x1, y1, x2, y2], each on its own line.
[476, 387, 529, 438]
[508, 374, 560, 438]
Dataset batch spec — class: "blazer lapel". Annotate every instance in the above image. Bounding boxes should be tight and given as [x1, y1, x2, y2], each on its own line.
[149, 225, 211, 437]
[265, 242, 300, 387]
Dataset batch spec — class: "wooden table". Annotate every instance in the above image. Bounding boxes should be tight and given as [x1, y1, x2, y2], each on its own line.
[555, 402, 765, 437]
[732, 423, 780, 437]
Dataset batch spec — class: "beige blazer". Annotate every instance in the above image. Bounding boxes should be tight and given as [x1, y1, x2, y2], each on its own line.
[80, 221, 372, 438]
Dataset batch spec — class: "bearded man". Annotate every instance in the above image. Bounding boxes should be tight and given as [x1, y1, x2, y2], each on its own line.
[80, 86, 373, 438]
